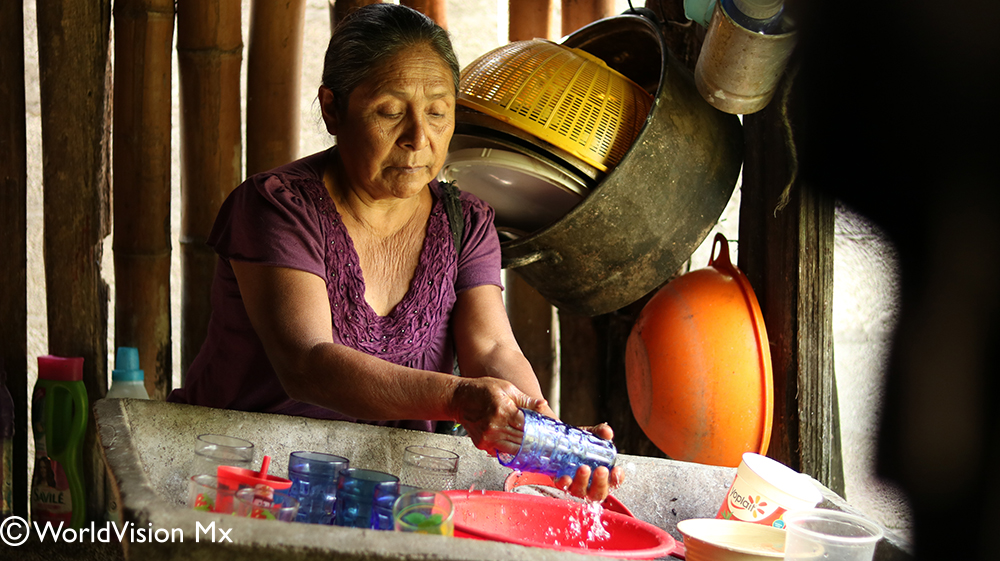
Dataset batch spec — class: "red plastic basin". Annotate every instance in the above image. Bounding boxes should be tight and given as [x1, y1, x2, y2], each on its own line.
[445, 490, 677, 559]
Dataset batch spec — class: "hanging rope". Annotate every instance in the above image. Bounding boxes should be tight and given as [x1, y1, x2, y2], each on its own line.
[773, 57, 801, 216]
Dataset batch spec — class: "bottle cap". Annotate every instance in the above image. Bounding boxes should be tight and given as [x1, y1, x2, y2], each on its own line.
[683, 0, 718, 27]
[38, 355, 84, 382]
[112, 347, 145, 382]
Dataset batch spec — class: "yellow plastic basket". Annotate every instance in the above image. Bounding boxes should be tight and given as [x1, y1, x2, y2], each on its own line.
[458, 40, 653, 173]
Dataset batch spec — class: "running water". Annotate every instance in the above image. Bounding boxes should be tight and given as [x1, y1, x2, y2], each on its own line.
[544, 499, 611, 550]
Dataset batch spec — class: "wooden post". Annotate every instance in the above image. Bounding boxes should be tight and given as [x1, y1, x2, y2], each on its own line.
[505, 273, 555, 406]
[36, 0, 113, 521]
[177, 0, 243, 380]
[738, 69, 844, 494]
[400, 0, 447, 29]
[113, 0, 175, 400]
[561, 0, 614, 36]
[246, 0, 307, 177]
[557, 312, 601, 426]
[0, 0, 29, 519]
[509, 0, 553, 42]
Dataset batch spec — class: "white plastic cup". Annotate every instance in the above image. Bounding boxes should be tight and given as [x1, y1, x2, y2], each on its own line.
[783, 509, 883, 561]
[716, 452, 823, 529]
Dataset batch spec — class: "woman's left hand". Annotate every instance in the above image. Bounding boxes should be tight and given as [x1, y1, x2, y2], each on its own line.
[553, 422, 625, 502]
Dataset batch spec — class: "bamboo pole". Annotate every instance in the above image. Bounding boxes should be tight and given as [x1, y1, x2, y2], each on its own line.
[247, 0, 306, 175]
[36, 0, 112, 521]
[561, 0, 614, 36]
[400, 0, 447, 29]
[246, 0, 307, 177]
[0, 0, 29, 519]
[509, 0, 554, 41]
[177, 0, 243, 380]
[113, 0, 176, 400]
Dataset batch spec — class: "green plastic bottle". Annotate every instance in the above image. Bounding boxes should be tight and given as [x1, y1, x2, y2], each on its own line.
[31, 356, 88, 529]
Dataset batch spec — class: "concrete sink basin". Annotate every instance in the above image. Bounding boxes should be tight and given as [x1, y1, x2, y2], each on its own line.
[95, 398, 911, 560]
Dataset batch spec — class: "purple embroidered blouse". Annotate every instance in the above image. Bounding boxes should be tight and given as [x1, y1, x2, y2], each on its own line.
[167, 149, 503, 431]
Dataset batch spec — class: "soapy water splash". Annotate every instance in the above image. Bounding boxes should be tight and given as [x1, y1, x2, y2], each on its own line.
[539, 499, 610, 550]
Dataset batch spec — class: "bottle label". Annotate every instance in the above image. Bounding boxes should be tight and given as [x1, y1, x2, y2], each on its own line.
[715, 472, 787, 527]
[31, 384, 73, 523]
[31, 456, 72, 523]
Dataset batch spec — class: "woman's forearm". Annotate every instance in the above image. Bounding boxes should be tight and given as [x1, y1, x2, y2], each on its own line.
[458, 340, 554, 416]
[277, 340, 461, 422]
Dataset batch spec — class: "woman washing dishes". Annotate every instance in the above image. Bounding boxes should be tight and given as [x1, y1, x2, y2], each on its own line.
[169, 3, 621, 501]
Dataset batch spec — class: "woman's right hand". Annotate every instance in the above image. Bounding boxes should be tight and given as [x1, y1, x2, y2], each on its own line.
[448, 377, 546, 457]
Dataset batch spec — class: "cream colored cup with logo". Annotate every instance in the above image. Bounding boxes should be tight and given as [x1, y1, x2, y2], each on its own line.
[716, 453, 823, 529]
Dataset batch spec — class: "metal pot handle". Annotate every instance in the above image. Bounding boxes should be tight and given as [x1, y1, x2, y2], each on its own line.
[502, 248, 561, 269]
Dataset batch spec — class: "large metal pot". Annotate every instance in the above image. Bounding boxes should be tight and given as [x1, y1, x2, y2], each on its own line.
[498, 13, 744, 317]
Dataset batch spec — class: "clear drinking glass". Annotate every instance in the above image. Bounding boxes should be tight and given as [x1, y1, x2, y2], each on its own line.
[399, 445, 459, 491]
[392, 490, 454, 536]
[188, 474, 239, 514]
[190, 434, 255, 478]
[234, 486, 300, 522]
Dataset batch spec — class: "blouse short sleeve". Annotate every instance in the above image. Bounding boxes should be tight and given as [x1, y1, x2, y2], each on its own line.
[455, 191, 503, 293]
[209, 173, 327, 278]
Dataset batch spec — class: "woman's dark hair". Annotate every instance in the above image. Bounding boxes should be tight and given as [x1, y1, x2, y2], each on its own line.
[322, 3, 460, 115]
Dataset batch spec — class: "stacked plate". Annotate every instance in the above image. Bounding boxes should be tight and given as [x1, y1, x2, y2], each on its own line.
[442, 109, 601, 238]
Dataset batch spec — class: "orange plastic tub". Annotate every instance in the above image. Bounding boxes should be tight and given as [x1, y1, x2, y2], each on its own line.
[625, 233, 772, 467]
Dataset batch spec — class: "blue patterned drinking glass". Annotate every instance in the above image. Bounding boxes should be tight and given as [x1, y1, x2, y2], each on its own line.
[498, 408, 617, 480]
[334, 468, 399, 530]
[287, 451, 349, 525]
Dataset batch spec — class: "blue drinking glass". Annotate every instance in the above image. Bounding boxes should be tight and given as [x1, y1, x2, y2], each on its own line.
[287, 451, 349, 525]
[498, 408, 617, 480]
[334, 468, 399, 530]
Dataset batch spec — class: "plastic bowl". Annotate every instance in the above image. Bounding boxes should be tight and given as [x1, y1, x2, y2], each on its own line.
[678, 518, 786, 561]
[625, 233, 773, 467]
[502, 470, 636, 518]
[445, 490, 676, 559]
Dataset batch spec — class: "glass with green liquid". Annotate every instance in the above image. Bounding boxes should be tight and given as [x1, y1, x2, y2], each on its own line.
[392, 490, 454, 536]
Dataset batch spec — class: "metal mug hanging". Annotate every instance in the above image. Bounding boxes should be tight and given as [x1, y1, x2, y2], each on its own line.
[694, 0, 798, 115]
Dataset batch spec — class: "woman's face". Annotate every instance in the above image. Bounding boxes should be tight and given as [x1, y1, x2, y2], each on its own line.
[325, 44, 456, 201]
